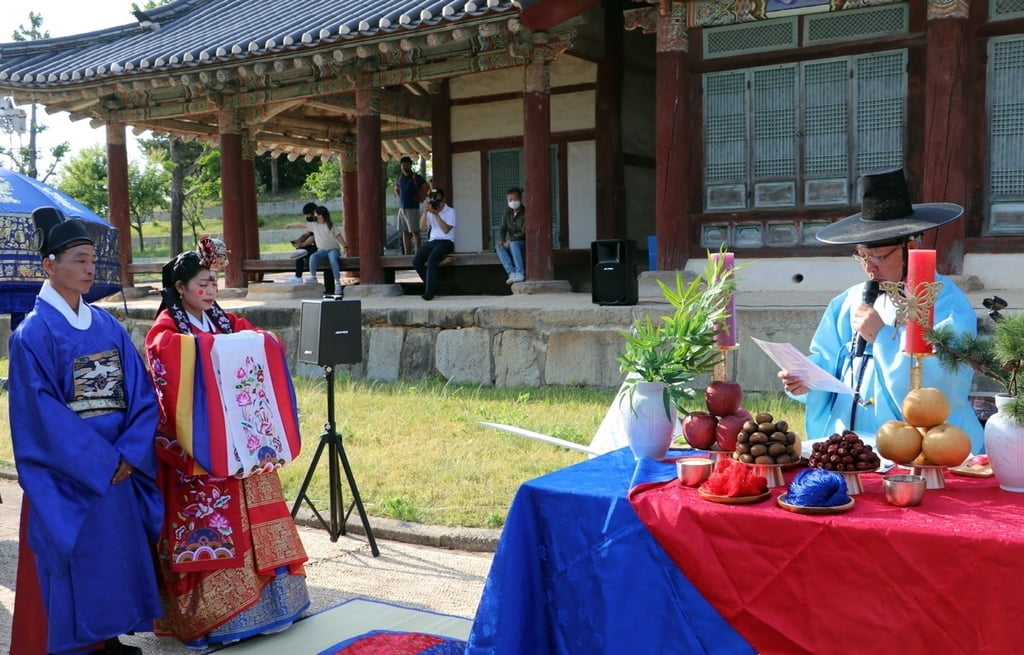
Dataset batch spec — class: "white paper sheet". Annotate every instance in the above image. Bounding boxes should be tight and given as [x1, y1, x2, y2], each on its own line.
[751, 337, 856, 395]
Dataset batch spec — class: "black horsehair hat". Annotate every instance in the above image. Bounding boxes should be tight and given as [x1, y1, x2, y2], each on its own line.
[814, 168, 964, 246]
[31, 206, 94, 257]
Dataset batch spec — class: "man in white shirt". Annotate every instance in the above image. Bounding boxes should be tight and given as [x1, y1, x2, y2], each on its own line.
[412, 188, 456, 300]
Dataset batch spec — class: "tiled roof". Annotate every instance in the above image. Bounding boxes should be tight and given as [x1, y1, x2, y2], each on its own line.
[0, 0, 518, 88]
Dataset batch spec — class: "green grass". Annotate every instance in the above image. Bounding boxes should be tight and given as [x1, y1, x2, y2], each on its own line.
[0, 364, 806, 527]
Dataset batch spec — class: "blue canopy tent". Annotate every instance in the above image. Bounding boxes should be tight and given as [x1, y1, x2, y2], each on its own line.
[0, 167, 121, 317]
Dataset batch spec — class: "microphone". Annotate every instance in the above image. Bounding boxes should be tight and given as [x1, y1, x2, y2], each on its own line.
[854, 280, 880, 358]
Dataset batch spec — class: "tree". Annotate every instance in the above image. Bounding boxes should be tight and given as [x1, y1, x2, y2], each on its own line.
[56, 145, 110, 214]
[56, 145, 170, 251]
[127, 154, 171, 252]
[301, 156, 341, 201]
[256, 153, 321, 195]
[139, 134, 212, 255]
[2, 13, 69, 181]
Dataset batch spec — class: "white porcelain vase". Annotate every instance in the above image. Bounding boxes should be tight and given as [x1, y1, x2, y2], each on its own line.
[984, 395, 1024, 492]
[624, 381, 677, 460]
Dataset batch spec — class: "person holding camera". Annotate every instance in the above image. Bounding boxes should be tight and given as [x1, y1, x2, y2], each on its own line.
[413, 188, 456, 301]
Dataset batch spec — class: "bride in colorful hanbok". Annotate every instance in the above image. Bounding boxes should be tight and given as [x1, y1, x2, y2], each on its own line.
[145, 238, 309, 648]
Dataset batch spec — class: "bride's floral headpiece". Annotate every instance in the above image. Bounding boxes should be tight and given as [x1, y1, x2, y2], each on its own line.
[197, 236, 229, 272]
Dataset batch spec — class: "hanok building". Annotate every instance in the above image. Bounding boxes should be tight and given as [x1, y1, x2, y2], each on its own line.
[0, 0, 1021, 293]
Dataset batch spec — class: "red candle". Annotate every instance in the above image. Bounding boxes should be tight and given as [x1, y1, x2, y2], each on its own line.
[711, 252, 737, 348]
[904, 249, 936, 354]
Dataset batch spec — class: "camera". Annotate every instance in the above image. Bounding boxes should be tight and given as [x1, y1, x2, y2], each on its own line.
[427, 189, 443, 210]
[429, 199, 442, 210]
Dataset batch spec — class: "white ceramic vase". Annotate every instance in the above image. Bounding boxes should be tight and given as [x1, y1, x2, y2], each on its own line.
[624, 381, 677, 460]
[984, 395, 1024, 492]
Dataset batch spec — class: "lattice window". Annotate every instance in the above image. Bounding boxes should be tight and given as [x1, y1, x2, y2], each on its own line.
[487, 146, 561, 247]
[805, 4, 908, 46]
[488, 149, 522, 248]
[987, 36, 1024, 234]
[992, 0, 1024, 20]
[702, 49, 906, 219]
[854, 51, 906, 173]
[704, 19, 798, 59]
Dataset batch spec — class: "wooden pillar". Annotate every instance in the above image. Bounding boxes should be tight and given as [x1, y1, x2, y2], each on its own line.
[105, 122, 133, 288]
[429, 80, 453, 202]
[356, 86, 383, 285]
[654, 3, 690, 271]
[241, 130, 260, 280]
[219, 108, 246, 288]
[340, 136, 359, 278]
[596, 0, 626, 239]
[524, 58, 554, 281]
[922, 1, 970, 274]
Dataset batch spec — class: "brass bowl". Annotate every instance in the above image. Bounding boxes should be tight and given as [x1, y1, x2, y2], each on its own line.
[677, 457, 714, 487]
[883, 474, 926, 507]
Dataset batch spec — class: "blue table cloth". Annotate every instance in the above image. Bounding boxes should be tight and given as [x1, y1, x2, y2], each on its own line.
[465, 448, 754, 655]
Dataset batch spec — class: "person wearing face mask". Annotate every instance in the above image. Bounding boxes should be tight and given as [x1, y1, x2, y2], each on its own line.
[8, 207, 163, 655]
[144, 237, 309, 648]
[496, 187, 526, 284]
[778, 168, 983, 452]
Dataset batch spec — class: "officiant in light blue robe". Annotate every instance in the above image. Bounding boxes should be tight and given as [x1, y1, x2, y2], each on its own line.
[8, 207, 162, 655]
[780, 169, 983, 454]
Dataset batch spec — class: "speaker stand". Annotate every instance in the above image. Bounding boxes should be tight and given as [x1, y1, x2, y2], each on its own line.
[291, 365, 379, 556]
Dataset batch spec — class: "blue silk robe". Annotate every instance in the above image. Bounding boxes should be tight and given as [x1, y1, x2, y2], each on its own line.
[8, 296, 163, 653]
[795, 274, 984, 453]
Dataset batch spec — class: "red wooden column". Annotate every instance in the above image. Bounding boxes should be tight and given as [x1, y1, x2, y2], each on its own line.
[523, 58, 554, 281]
[429, 80, 453, 203]
[653, 3, 691, 271]
[340, 136, 359, 279]
[356, 86, 383, 285]
[241, 130, 260, 279]
[596, 2, 626, 239]
[922, 2, 970, 274]
[105, 122, 133, 288]
[219, 108, 246, 288]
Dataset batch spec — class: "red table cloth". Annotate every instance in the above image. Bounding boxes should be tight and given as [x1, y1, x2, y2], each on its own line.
[629, 470, 1024, 655]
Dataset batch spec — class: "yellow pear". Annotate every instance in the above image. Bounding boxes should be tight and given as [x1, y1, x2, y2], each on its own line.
[921, 423, 972, 467]
[902, 387, 950, 428]
[876, 420, 923, 463]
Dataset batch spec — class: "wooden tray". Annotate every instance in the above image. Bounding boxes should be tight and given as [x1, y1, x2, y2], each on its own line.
[950, 456, 994, 478]
[697, 489, 771, 505]
[777, 494, 855, 515]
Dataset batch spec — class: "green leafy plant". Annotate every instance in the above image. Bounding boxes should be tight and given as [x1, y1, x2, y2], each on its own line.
[926, 312, 1024, 423]
[618, 250, 738, 418]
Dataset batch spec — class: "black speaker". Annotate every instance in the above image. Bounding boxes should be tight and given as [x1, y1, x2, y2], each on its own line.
[298, 299, 363, 366]
[591, 239, 638, 306]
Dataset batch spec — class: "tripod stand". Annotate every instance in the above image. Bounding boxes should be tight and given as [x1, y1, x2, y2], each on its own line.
[291, 365, 379, 556]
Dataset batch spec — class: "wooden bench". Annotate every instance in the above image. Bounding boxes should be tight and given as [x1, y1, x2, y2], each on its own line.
[128, 250, 590, 292]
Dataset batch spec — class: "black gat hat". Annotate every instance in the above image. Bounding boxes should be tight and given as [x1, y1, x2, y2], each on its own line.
[32, 206, 94, 257]
[815, 168, 963, 246]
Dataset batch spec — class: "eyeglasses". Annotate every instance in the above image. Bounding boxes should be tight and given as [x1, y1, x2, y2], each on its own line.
[852, 245, 900, 266]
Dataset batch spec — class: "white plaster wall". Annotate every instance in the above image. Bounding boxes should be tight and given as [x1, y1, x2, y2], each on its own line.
[567, 141, 597, 249]
[452, 151, 483, 251]
[684, 256, 866, 293]
[550, 55, 598, 86]
[552, 91, 595, 132]
[448, 54, 596, 99]
[963, 253, 1024, 290]
[451, 99, 523, 142]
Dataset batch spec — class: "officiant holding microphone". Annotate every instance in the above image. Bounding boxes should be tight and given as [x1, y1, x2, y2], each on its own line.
[778, 168, 984, 452]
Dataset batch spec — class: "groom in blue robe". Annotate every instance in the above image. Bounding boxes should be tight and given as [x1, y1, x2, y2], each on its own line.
[8, 207, 163, 655]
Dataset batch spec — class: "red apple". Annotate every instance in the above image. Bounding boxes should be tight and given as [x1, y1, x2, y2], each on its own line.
[706, 380, 743, 418]
[715, 409, 753, 451]
[682, 411, 718, 450]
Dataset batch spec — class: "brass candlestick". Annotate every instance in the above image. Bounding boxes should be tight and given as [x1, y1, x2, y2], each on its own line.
[879, 280, 943, 392]
[712, 345, 738, 382]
